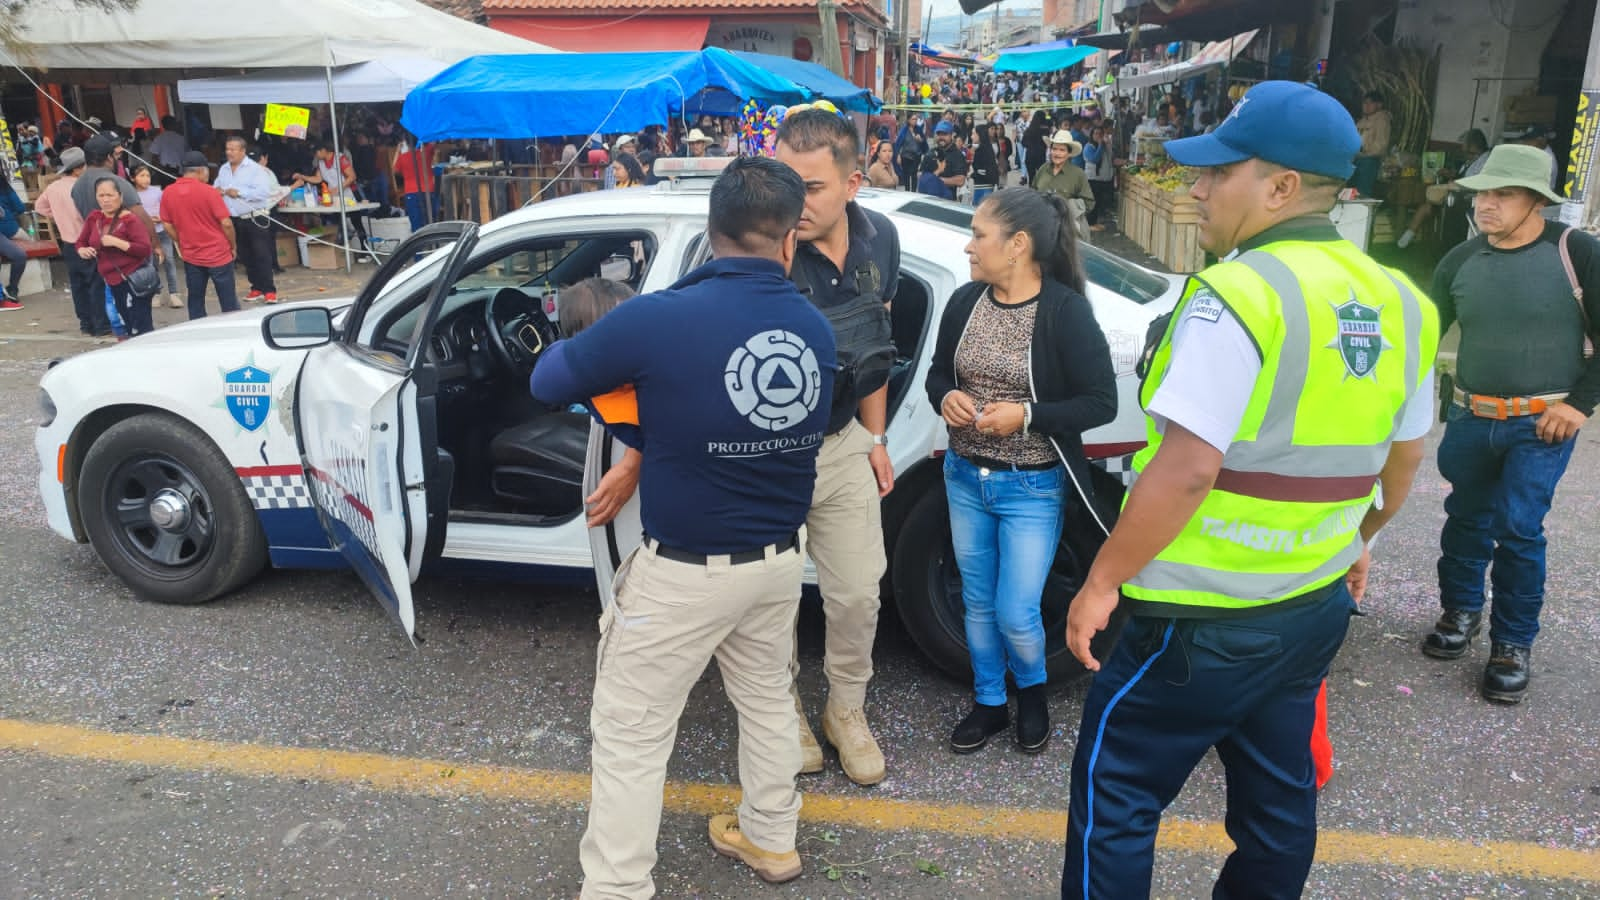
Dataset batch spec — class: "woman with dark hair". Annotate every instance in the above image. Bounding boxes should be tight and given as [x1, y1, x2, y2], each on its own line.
[609, 152, 646, 189]
[77, 176, 155, 337]
[866, 139, 899, 189]
[0, 160, 28, 309]
[1022, 110, 1051, 185]
[925, 187, 1117, 755]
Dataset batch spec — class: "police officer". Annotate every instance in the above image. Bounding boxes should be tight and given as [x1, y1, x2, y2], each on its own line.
[1060, 81, 1440, 898]
[530, 157, 835, 897]
[774, 106, 901, 786]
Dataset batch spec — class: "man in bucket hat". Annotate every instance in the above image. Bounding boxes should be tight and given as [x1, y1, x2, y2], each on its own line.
[1061, 81, 1439, 897]
[1420, 143, 1600, 704]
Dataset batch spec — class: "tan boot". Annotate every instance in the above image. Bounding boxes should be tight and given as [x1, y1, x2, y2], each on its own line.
[795, 694, 824, 774]
[167, 292, 183, 309]
[708, 814, 801, 883]
[822, 702, 885, 786]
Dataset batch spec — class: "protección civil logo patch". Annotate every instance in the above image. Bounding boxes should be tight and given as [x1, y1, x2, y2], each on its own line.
[723, 329, 823, 432]
[1328, 295, 1391, 380]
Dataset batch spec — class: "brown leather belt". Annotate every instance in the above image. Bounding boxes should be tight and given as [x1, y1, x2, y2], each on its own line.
[1450, 386, 1566, 420]
[1213, 469, 1377, 503]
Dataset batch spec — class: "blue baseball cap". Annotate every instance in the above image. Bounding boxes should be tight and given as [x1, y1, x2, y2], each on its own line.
[934, 120, 955, 134]
[1164, 81, 1360, 180]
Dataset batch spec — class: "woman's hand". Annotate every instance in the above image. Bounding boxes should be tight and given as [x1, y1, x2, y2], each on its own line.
[941, 390, 978, 428]
[974, 401, 1025, 437]
[78, 246, 97, 259]
[100, 234, 126, 250]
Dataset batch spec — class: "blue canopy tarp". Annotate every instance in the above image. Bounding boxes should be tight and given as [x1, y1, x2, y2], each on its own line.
[732, 51, 879, 113]
[402, 47, 801, 142]
[992, 41, 1099, 73]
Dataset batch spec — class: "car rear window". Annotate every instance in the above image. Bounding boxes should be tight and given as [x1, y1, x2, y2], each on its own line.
[894, 199, 1173, 305]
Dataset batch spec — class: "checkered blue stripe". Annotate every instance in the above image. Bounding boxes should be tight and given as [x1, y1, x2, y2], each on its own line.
[242, 474, 311, 510]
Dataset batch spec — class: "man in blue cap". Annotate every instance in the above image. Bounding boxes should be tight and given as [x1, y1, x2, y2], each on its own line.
[929, 120, 969, 197]
[1060, 81, 1440, 897]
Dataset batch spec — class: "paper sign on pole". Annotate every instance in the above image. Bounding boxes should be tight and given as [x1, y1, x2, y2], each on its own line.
[264, 103, 311, 139]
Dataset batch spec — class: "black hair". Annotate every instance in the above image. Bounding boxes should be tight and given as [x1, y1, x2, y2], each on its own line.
[979, 188, 1086, 294]
[129, 162, 151, 181]
[775, 108, 860, 175]
[1363, 90, 1384, 105]
[161, 115, 180, 131]
[707, 156, 805, 256]
[225, 134, 248, 150]
[1461, 128, 1489, 153]
[920, 154, 940, 174]
[613, 152, 646, 185]
[83, 139, 113, 167]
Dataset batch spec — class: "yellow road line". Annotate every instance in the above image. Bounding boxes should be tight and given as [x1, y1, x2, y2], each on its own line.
[1, 718, 1595, 883]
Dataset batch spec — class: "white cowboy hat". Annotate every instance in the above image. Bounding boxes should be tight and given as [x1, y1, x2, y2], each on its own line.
[685, 128, 713, 144]
[613, 134, 636, 152]
[1048, 129, 1084, 157]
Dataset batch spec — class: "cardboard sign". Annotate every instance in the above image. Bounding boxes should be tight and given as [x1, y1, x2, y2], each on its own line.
[264, 103, 310, 140]
[1565, 90, 1600, 204]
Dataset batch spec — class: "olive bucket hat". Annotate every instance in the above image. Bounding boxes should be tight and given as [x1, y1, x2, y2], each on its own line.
[1455, 143, 1565, 203]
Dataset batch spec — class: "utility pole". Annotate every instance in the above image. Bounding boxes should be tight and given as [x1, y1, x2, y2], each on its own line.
[898, 0, 911, 105]
[818, 0, 846, 78]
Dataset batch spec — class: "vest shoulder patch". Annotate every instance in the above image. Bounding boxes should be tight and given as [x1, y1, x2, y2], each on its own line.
[1187, 289, 1226, 323]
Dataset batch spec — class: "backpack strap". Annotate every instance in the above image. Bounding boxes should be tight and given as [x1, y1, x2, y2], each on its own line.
[1559, 227, 1595, 357]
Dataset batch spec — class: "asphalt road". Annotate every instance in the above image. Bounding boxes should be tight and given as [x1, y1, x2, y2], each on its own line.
[1, 324, 1597, 898]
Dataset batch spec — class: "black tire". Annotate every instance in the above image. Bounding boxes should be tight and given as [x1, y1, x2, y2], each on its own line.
[77, 414, 268, 605]
[891, 483, 1127, 684]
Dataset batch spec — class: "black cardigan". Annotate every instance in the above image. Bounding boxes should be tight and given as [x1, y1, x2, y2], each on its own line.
[926, 278, 1119, 502]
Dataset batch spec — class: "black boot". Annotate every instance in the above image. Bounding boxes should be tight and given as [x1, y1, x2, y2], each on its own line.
[1015, 684, 1051, 754]
[1481, 643, 1531, 704]
[950, 702, 1009, 754]
[1422, 609, 1482, 659]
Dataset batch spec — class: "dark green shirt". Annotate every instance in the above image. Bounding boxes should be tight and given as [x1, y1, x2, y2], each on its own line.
[1431, 221, 1600, 415]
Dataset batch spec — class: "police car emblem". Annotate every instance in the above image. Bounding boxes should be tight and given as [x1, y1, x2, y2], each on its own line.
[222, 361, 273, 432]
[1328, 295, 1390, 380]
[724, 330, 822, 431]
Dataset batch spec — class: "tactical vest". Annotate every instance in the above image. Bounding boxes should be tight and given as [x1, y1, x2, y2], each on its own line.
[791, 257, 896, 415]
[1124, 241, 1440, 613]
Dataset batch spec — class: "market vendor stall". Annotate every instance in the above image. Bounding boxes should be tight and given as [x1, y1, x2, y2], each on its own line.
[1118, 160, 1204, 273]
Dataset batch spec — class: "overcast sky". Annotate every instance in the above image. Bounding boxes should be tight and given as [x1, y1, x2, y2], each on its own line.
[922, 0, 1042, 18]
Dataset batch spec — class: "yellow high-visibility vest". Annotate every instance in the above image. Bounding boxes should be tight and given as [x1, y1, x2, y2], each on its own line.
[1124, 239, 1440, 613]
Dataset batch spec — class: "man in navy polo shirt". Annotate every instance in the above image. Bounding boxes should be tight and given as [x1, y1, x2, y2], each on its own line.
[531, 156, 835, 898]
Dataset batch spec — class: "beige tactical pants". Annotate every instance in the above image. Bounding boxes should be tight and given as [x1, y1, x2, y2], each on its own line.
[579, 539, 804, 900]
[794, 419, 888, 710]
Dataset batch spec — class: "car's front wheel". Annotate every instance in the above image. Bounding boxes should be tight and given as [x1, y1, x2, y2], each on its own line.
[78, 414, 267, 605]
[891, 484, 1126, 684]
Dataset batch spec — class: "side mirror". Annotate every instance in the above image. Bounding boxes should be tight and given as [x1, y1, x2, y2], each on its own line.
[262, 307, 334, 350]
[599, 253, 636, 283]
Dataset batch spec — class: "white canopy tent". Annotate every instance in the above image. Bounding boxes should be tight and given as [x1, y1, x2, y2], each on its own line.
[176, 58, 452, 105]
[4, 0, 553, 70]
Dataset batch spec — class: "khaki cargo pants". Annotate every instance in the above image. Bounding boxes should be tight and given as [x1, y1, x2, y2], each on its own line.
[579, 538, 804, 900]
[795, 419, 888, 710]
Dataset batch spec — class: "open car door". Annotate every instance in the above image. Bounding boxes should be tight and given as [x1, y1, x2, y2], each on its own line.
[583, 424, 644, 609]
[293, 222, 480, 641]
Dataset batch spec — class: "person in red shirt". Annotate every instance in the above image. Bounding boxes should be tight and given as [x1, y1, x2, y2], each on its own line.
[77, 175, 155, 336]
[159, 151, 239, 319]
[392, 139, 437, 231]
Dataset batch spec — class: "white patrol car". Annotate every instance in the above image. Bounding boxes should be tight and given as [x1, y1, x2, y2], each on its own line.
[35, 161, 1183, 680]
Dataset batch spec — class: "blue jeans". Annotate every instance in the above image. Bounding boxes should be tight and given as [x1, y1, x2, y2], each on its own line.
[155, 231, 181, 295]
[1436, 403, 1575, 647]
[0, 230, 26, 295]
[1063, 584, 1356, 900]
[403, 192, 440, 232]
[1352, 156, 1381, 197]
[944, 451, 1065, 705]
[184, 262, 240, 319]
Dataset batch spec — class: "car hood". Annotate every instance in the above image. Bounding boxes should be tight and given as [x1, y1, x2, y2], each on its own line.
[100, 298, 355, 350]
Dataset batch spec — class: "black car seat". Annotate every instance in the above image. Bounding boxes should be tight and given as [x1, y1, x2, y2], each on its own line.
[487, 411, 590, 516]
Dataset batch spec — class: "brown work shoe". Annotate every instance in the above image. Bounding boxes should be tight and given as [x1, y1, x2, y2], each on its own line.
[708, 814, 802, 883]
[795, 694, 823, 774]
[822, 702, 886, 786]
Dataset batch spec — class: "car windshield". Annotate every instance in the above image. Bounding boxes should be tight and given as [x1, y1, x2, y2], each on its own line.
[894, 199, 1174, 305]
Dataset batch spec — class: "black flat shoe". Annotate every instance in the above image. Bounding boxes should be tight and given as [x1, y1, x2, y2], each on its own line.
[1015, 684, 1050, 754]
[1481, 643, 1531, 704]
[950, 702, 1009, 754]
[1422, 609, 1482, 660]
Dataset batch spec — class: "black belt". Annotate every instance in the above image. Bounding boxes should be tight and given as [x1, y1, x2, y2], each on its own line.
[959, 452, 1059, 472]
[644, 532, 799, 566]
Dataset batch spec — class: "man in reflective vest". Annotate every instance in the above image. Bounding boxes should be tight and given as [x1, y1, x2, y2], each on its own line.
[1060, 81, 1440, 898]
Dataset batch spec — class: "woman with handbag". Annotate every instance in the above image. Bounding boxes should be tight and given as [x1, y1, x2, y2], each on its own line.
[77, 176, 156, 337]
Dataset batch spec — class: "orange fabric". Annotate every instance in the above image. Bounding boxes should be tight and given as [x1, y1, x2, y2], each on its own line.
[1311, 679, 1333, 790]
[591, 385, 638, 425]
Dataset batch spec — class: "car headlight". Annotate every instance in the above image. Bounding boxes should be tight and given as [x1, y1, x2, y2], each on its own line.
[38, 387, 56, 427]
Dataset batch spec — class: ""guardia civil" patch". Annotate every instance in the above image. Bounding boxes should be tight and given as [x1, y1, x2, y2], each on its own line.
[1328, 294, 1391, 380]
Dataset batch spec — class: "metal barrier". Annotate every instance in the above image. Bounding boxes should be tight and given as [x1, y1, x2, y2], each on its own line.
[439, 169, 605, 223]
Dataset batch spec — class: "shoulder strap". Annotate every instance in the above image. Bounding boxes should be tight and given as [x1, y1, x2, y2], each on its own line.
[1559, 227, 1595, 357]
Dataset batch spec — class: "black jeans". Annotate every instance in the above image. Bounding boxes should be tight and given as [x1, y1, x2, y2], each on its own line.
[232, 216, 276, 294]
[110, 279, 154, 337]
[1088, 180, 1115, 225]
[184, 261, 240, 319]
[59, 239, 108, 332]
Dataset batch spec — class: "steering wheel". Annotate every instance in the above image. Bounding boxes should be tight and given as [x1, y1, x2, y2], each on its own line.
[484, 287, 559, 377]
